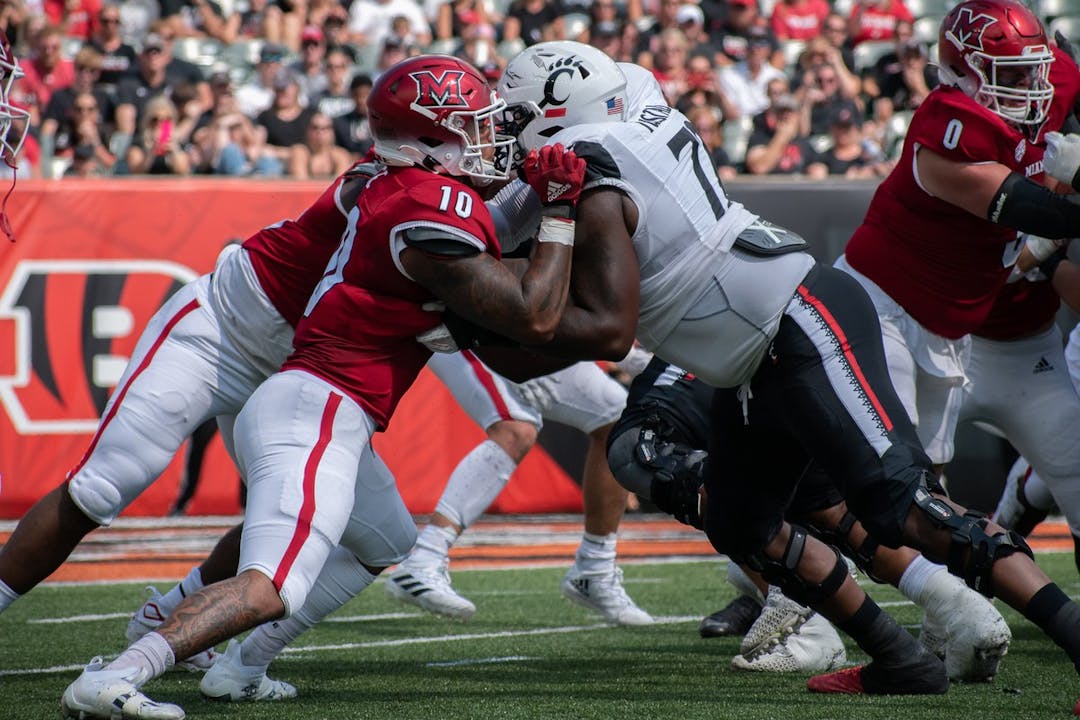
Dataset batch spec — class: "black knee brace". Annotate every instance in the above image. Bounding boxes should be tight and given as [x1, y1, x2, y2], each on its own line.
[808, 511, 884, 584]
[743, 525, 850, 607]
[913, 487, 1034, 598]
[634, 411, 707, 530]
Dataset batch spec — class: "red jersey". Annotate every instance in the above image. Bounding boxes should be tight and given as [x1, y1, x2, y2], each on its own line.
[848, 0, 913, 45]
[770, 0, 830, 40]
[978, 45, 1080, 340]
[244, 166, 365, 328]
[285, 167, 501, 428]
[845, 86, 1044, 339]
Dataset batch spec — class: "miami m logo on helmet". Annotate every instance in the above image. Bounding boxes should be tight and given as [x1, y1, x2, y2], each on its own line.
[409, 70, 467, 117]
[947, 8, 997, 51]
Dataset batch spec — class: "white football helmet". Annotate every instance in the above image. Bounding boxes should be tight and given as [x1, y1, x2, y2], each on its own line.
[496, 41, 627, 168]
[0, 30, 29, 160]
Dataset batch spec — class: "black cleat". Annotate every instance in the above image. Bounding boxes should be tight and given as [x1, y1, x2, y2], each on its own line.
[699, 595, 763, 638]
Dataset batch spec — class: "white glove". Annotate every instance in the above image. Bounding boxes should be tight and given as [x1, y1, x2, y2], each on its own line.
[416, 323, 460, 353]
[1043, 131, 1080, 189]
[1023, 234, 1062, 263]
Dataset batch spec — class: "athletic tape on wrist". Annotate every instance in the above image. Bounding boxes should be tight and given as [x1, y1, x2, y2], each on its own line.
[536, 215, 575, 246]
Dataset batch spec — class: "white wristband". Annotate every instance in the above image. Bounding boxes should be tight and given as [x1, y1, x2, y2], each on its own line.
[536, 215, 575, 246]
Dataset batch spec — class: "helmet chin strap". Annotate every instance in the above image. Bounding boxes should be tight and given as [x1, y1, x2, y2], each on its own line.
[1, 152, 15, 243]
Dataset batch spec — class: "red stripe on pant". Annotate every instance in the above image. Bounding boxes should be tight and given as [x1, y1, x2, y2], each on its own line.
[796, 284, 894, 432]
[67, 297, 202, 480]
[462, 349, 513, 422]
[273, 391, 343, 592]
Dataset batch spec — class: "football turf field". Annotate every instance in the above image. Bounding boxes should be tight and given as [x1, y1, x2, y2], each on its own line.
[1, 551, 1078, 719]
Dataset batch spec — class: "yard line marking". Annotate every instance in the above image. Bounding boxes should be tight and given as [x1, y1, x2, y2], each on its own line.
[877, 601, 915, 608]
[29, 612, 130, 624]
[0, 663, 89, 677]
[323, 612, 423, 623]
[280, 616, 700, 655]
[426, 655, 537, 667]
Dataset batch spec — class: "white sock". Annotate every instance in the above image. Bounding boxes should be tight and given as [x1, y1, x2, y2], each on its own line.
[434, 439, 518, 528]
[242, 548, 377, 669]
[160, 567, 204, 614]
[1023, 470, 1055, 510]
[410, 524, 458, 567]
[0, 579, 20, 612]
[897, 555, 944, 604]
[575, 532, 617, 574]
[107, 632, 175, 686]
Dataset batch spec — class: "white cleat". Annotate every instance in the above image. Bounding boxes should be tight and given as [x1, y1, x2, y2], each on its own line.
[61, 657, 185, 720]
[124, 586, 216, 672]
[731, 586, 846, 673]
[560, 565, 654, 626]
[921, 579, 1011, 682]
[992, 458, 1053, 536]
[384, 558, 476, 621]
[200, 640, 297, 702]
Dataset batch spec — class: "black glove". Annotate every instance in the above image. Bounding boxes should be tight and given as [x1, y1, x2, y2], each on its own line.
[442, 309, 517, 351]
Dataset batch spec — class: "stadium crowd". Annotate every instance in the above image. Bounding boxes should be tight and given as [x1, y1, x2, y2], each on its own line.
[0, 0, 973, 178]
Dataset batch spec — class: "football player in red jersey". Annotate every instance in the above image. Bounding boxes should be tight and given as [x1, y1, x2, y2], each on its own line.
[58, 55, 586, 720]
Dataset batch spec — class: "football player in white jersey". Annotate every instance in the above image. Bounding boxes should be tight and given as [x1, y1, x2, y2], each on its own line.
[386, 350, 653, 625]
[489, 41, 1080, 701]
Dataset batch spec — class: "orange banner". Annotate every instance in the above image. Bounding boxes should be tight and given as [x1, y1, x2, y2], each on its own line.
[0, 179, 584, 519]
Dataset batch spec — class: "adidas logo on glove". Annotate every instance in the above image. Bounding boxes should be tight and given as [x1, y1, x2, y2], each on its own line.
[547, 181, 573, 203]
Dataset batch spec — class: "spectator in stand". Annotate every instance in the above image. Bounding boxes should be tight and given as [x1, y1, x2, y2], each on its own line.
[821, 11, 856, 70]
[43, 0, 100, 40]
[159, 0, 231, 42]
[637, 0, 683, 65]
[650, 28, 693, 104]
[589, 19, 623, 59]
[312, 47, 353, 118]
[795, 36, 860, 99]
[679, 51, 740, 120]
[292, 24, 328, 107]
[113, 32, 173, 137]
[287, 110, 352, 179]
[228, 0, 277, 42]
[745, 90, 816, 174]
[436, 0, 488, 41]
[40, 47, 115, 162]
[155, 22, 211, 108]
[235, 41, 286, 119]
[502, 0, 564, 48]
[332, 72, 372, 156]
[190, 70, 277, 175]
[864, 22, 936, 112]
[124, 94, 190, 174]
[806, 104, 890, 178]
[678, 4, 721, 59]
[457, 22, 500, 75]
[714, 0, 777, 66]
[64, 140, 106, 176]
[348, 0, 431, 53]
[617, 19, 642, 63]
[44, 90, 115, 175]
[718, 25, 785, 118]
[322, 4, 358, 62]
[848, 0, 912, 46]
[256, 68, 314, 171]
[770, 0, 830, 41]
[114, 1, 160, 45]
[373, 34, 420, 77]
[0, 0, 27, 46]
[797, 59, 860, 136]
[686, 104, 738, 180]
[15, 24, 74, 123]
[88, 3, 136, 88]
[587, 0, 621, 40]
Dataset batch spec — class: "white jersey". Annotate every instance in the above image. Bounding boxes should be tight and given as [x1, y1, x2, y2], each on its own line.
[549, 100, 812, 387]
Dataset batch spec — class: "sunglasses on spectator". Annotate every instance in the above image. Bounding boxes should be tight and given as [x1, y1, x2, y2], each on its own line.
[101, 16, 120, 24]
[74, 104, 98, 112]
[150, 115, 173, 123]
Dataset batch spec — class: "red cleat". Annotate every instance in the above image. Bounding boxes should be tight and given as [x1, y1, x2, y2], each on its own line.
[807, 666, 865, 694]
[1072, 698, 1079, 715]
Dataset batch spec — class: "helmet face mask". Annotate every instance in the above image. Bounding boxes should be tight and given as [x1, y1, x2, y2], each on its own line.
[938, 0, 1054, 126]
[369, 55, 515, 184]
[0, 32, 30, 162]
[496, 41, 628, 168]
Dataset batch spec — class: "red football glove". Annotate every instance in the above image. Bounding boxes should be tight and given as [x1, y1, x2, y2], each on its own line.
[521, 143, 587, 214]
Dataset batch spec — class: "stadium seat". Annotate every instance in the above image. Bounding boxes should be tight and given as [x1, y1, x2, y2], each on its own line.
[1041, 0, 1080, 21]
[562, 12, 591, 41]
[912, 16, 942, 44]
[722, 115, 754, 166]
[904, 0, 955, 18]
[781, 40, 807, 74]
[221, 37, 264, 68]
[853, 40, 896, 74]
[883, 109, 914, 159]
[172, 37, 224, 69]
[427, 38, 463, 55]
[1050, 14, 1080, 41]
[497, 38, 526, 62]
[832, 0, 855, 17]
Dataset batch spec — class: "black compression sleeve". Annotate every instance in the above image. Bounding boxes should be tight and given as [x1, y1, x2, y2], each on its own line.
[988, 172, 1080, 238]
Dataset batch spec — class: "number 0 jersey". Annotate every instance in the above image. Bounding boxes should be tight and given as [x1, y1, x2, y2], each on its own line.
[844, 85, 1045, 339]
[284, 166, 501, 428]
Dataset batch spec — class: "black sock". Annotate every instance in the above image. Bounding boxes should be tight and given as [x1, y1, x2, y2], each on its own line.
[1025, 583, 1080, 673]
[837, 596, 922, 668]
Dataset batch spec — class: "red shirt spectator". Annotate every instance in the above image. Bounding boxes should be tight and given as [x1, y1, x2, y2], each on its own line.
[16, 27, 75, 113]
[848, 0, 913, 46]
[771, 0, 831, 41]
[43, 0, 103, 40]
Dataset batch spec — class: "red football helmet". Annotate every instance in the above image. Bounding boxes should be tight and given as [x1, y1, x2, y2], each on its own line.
[0, 30, 29, 161]
[368, 55, 514, 183]
[938, 0, 1054, 126]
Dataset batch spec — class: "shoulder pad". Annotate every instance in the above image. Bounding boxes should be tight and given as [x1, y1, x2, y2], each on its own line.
[402, 226, 482, 258]
[571, 140, 622, 184]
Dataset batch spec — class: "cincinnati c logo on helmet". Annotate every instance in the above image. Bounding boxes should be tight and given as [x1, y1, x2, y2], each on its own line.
[947, 8, 998, 51]
[410, 70, 468, 109]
